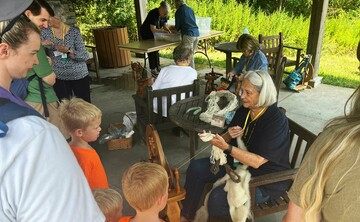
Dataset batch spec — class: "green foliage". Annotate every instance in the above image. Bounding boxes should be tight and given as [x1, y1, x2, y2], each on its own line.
[73, 0, 359, 87]
[71, 0, 137, 44]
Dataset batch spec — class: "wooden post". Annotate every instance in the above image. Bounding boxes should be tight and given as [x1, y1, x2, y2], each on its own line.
[134, 0, 147, 40]
[306, 0, 329, 87]
[134, 0, 148, 58]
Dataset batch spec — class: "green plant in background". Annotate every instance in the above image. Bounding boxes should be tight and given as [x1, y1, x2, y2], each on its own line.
[71, 0, 137, 45]
[72, 0, 359, 88]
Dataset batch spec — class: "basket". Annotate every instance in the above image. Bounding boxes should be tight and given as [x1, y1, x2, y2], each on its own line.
[106, 113, 134, 150]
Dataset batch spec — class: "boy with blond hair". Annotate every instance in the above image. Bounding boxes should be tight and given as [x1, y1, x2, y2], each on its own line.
[93, 188, 123, 222]
[119, 162, 169, 222]
[59, 97, 108, 189]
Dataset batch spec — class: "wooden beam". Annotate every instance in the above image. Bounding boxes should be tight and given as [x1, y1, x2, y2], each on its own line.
[134, 0, 147, 40]
[307, 0, 329, 80]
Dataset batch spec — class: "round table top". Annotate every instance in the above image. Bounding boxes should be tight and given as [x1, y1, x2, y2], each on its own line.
[168, 96, 226, 134]
[214, 42, 241, 53]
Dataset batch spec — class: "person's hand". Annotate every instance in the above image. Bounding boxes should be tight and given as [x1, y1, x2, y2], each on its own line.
[42, 39, 53, 47]
[210, 134, 228, 150]
[55, 45, 69, 53]
[227, 71, 235, 79]
[228, 126, 244, 139]
[46, 56, 52, 66]
[234, 74, 244, 82]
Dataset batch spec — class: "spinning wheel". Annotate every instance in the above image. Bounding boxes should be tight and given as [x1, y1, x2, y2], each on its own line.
[146, 125, 186, 222]
[205, 68, 224, 94]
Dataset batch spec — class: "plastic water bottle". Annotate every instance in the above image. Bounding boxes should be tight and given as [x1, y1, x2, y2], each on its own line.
[242, 28, 249, 34]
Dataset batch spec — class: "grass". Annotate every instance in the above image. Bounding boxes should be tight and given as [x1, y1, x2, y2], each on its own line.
[160, 48, 360, 89]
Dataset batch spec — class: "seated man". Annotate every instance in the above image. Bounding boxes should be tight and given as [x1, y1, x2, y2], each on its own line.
[151, 44, 197, 117]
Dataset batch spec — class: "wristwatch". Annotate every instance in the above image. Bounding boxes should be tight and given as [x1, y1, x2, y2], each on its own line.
[224, 143, 233, 155]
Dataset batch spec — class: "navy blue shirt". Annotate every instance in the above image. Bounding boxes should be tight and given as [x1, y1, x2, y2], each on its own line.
[228, 103, 291, 200]
[140, 8, 169, 40]
[175, 4, 199, 37]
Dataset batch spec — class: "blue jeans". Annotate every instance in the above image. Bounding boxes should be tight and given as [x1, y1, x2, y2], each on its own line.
[181, 158, 270, 219]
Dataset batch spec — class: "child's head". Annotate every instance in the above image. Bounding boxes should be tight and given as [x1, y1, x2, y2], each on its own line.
[59, 98, 102, 142]
[92, 188, 123, 222]
[121, 162, 169, 212]
[173, 44, 193, 66]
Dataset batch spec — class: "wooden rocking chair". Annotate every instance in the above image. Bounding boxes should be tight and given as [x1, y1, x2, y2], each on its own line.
[146, 124, 186, 222]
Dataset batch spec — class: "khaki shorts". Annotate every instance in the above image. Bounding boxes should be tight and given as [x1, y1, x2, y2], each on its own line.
[26, 101, 69, 139]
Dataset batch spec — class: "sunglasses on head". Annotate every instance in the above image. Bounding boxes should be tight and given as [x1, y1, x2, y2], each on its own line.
[0, 13, 30, 43]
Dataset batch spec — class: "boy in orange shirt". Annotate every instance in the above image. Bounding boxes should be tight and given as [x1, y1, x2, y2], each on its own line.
[93, 188, 123, 222]
[59, 97, 108, 189]
[119, 162, 169, 222]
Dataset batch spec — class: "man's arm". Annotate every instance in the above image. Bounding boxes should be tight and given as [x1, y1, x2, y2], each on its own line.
[41, 72, 56, 86]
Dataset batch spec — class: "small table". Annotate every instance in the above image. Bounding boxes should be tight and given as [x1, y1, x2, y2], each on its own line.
[214, 42, 242, 74]
[168, 96, 226, 158]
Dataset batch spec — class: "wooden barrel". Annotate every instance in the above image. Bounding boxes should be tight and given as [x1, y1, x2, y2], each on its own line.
[93, 26, 131, 68]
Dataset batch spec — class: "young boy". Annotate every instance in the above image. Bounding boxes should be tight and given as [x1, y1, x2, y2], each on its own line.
[59, 97, 108, 189]
[119, 162, 169, 222]
[93, 188, 123, 222]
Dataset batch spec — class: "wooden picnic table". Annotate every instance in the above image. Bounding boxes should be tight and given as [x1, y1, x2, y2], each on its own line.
[168, 95, 226, 158]
[118, 31, 223, 68]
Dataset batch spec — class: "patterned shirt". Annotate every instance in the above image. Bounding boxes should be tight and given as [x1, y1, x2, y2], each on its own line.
[40, 26, 89, 81]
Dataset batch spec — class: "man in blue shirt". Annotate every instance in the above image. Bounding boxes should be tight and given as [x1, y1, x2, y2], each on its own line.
[175, 0, 199, 69]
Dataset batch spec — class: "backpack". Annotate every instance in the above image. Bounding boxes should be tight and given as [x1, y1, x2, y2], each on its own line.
[0, 98, 43, 138]
[9, 75, 49, 117]
[9, 75, 36, 100]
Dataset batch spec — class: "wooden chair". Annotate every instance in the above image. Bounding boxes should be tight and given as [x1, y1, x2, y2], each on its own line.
[132, 80, 200, 139]
[85, 45, 100, 82]
[258, 33, 284, 81]
[249, 117, 317, 218]
[146, 124, 186, 222]
[259, 32, 303, 73]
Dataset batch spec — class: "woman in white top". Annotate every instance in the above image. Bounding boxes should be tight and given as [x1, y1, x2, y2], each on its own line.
[152, 44, 198, 116]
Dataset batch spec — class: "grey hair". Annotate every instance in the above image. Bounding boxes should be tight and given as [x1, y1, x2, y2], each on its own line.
[175, 0, 185, 8]
[0, 16, 39, 49]
[244, 70, 277, 107]
[173, 44, 192, 63]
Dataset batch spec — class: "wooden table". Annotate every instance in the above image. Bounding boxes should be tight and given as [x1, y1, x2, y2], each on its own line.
[168, 96, 226, 158]
[214, 42, 242, 74]
[119, 31, 223, 68]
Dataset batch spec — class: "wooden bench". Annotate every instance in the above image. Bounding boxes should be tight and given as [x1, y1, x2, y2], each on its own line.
[249, 117, 317, 218]
[132, 80, 200, 138]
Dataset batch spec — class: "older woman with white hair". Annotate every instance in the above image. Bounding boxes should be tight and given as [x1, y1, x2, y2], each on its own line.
[41, 7, 91, 103]
[180, 70, 291, 221]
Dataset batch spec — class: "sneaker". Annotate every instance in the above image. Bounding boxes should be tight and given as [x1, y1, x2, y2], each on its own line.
[151, 69, 159, 78]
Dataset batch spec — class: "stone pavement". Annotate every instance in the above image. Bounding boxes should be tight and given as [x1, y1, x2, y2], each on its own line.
[88, 56, 356, 221]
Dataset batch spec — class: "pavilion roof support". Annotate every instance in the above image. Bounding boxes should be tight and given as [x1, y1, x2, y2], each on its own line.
[134, 0, 147, 40]
[307, 0, 329, 86]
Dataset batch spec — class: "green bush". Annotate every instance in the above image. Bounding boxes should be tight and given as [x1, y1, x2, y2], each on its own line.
[71, 0, 137, 44]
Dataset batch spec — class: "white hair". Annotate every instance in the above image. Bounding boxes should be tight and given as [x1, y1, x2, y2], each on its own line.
[244, 70, 277, 107]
